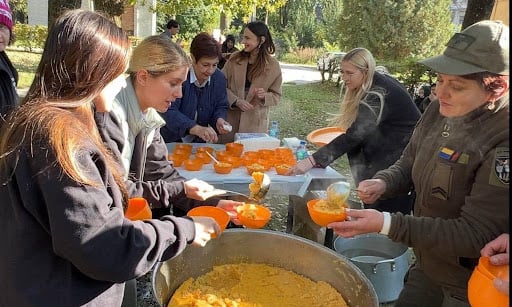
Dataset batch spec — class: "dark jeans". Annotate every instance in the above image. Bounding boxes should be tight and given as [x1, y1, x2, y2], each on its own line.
[395, 264, 470, 307]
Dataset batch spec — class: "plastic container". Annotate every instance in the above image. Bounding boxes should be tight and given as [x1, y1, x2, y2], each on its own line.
[125, 198, 152, 221]
[187, 206, 230, 238]
[307, 199, 347, 227]
[468, 256, 509, 307]
[269, 121, 279, 139]
[296, 140, 308, 160]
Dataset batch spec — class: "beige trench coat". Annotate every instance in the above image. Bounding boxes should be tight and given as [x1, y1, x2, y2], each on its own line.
[219, 52, 282, 143]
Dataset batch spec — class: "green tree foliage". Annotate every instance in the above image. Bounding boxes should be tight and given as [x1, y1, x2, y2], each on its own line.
[338, 0, 453, 61]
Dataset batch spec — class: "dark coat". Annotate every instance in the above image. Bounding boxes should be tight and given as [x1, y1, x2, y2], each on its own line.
[313, 72, 421, 185]
[0, 51, 18, 118]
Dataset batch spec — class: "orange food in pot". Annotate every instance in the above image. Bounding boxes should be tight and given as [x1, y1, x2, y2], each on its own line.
[213, 162, 233, 174]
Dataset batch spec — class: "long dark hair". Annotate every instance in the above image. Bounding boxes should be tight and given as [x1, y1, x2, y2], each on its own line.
[1, 9, 130, 195]
[234, 21, 276, 79]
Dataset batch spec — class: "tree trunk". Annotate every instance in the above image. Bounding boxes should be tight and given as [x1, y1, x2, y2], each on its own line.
[462, 0, 495, 29]
[47, 0, 81, 31]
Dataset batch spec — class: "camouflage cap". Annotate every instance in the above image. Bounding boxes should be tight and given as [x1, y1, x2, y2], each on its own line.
[420, 20, 509, 75]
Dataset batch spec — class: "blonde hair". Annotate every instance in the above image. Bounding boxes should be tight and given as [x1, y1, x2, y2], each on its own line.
[330, 48, 384, 129]
[128, 35, 190, 77]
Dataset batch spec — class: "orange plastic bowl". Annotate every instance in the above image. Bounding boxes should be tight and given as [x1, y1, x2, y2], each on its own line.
[237, 204, 271, 229]
[183, 158, 203, 171]
[275, 164, 291, 175]
[173, 148, 191, 159]
[214, 162, 233, 174]
[225, 156, 242, 168]
[216, 150, 232, 162]
[307, 199, 347, 227]
[174, 143, 193, 153]
[187, 206, 230, 237]
[167, 153, 186, 167]
[195, 152, 212, 164]
[468, 257, 509, 307]
[125, 198, 152, 221]
[196, 146, 214, 154]
[226, 142, 244, 157]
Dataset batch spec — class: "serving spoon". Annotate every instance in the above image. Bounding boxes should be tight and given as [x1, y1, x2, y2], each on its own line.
[206, 174, 271, 203]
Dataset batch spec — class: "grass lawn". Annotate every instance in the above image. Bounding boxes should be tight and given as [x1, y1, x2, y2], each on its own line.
[273, 82, 352, 182]
[7, 48, 352, 182]
[6, 48, 41, 89]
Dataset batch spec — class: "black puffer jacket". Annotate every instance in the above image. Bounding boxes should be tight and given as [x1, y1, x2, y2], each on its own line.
[0, 51, 18, 119]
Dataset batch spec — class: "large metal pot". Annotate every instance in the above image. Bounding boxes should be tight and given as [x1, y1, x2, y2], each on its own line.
[334, 233, 409, 303]
[153, 229, 378, 307]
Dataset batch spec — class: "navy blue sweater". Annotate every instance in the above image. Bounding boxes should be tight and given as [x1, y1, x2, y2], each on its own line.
[160, 69, 228, 143]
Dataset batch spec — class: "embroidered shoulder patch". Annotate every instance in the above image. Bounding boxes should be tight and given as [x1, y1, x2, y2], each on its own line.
[490, 147, 509, 186]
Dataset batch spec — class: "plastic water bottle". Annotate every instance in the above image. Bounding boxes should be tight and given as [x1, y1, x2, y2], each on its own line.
[296, 140, 308, 160]
[269, 121, 279, 139]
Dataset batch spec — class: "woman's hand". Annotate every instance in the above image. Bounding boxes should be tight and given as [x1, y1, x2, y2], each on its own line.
[328, 208, 384, 238]
[253, 87, 266, 100]
[480, 233, 509, 296]
[235, 99, 254, 112]
[357, 179, 386, 204]
[286, 157, 315, 175]
[190, 216, 221, 247]
[216, 118, 232, 134]
[189, 125, 218, 143]
[216, 199, 243, 225]
[184, 178, 218, 200]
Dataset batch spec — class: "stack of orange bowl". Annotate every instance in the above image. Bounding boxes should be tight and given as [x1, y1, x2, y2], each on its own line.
[195, 151, 212, 164]
[225, 142, 244, 157]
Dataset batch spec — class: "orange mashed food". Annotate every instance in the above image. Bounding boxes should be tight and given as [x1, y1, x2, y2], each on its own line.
[168, 263, 347, 307]
[313, 199, 347, 215]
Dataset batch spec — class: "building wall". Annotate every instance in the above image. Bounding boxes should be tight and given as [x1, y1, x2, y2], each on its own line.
[490, 0, 509, 25]
[27, 0, 48, 26]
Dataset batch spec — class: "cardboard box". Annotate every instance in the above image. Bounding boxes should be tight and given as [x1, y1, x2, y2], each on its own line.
[235, 133, 280, 152]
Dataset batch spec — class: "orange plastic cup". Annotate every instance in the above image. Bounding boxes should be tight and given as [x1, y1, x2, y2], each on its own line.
[468, 257, 509, 307]
[183, 158, 203, 171]
[125, 198, 152, 221]
[195, 152, 212, 164]
[226, 142, 244, 157]
[187, 206, 230, 238]
[174, 143, 193, 153]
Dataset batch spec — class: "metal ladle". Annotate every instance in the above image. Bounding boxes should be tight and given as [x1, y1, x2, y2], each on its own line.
[204, 151, 271, 202]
